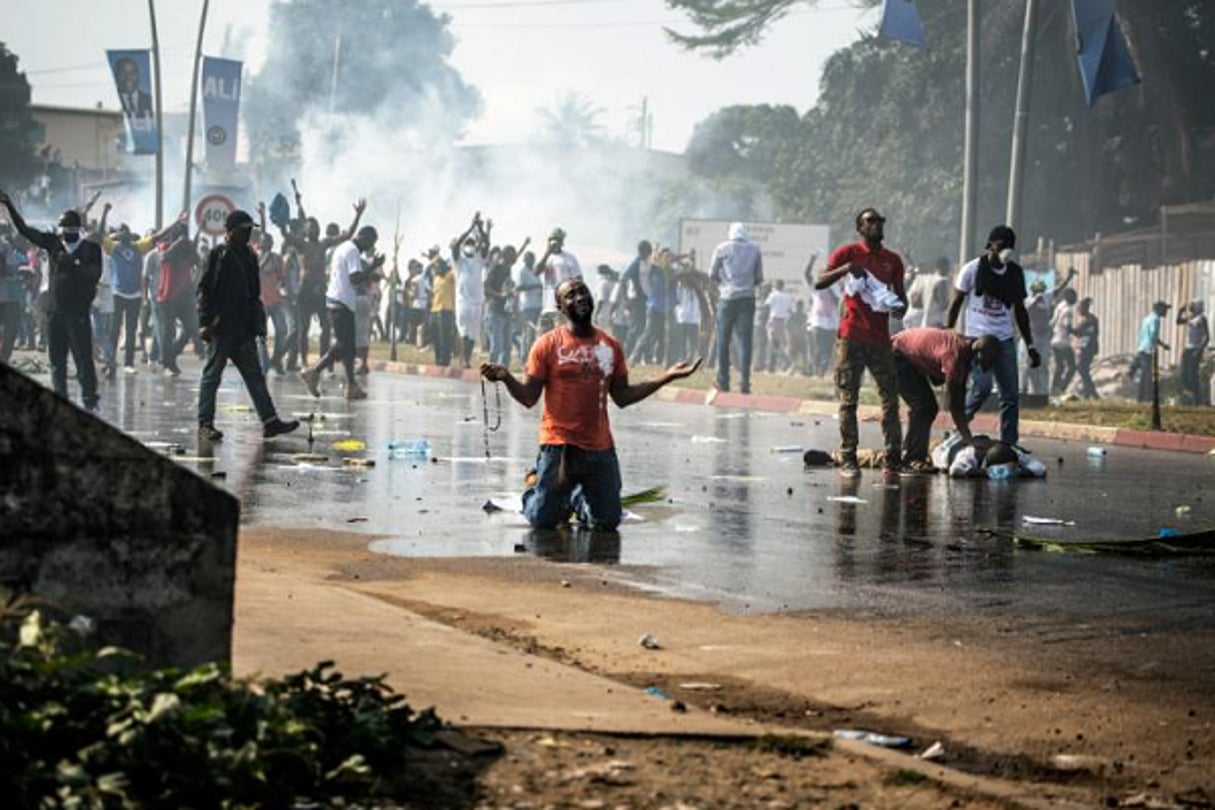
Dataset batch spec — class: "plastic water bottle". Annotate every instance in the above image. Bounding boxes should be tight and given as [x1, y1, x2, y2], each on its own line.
[388, 439, 431, 459]
[986, 463, 1015, 481]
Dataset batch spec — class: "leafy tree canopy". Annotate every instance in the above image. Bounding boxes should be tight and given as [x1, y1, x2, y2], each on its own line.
[672, 0, 1215, 262]
[246, 0, 480, 159]
[0, 42, 41, 189]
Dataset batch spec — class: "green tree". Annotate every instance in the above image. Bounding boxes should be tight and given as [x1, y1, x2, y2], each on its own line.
[670, 0, 1215, 261]
[245, 0, 480, 161]
[0, 43, 41, 189]
[685, 104, 801, 185]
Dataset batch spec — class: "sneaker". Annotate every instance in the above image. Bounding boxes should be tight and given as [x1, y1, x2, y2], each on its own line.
[300, 367, 321, 397]
[198, 424, 224, 442]
[838, 462, 861, 479]
[345, 381, 368, 401]
[263, 417, 300, 438]
[122, 365, 138, 376]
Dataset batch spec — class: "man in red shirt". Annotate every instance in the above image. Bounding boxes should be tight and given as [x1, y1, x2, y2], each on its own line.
[892, 328, 999, 470]
[481, 277, 701, 531]
[815, 208, 907, 478]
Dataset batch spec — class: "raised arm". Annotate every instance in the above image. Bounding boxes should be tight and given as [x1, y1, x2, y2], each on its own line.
[0, 190, 58, 252]
[90, 201, 111, 243]
[609, 357, 702, 409]
[323, 198, 366, 247]
[451, 212, 481, 261]
[802, 253, 818, 288]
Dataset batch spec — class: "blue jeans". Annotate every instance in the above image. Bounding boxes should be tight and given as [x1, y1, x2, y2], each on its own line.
[523, 445, 622, 531]
[487, 309, 512, 365]
[965, 337, 1019, 445]
[198, 332, 278, 428]
[715, 296, 755, 392]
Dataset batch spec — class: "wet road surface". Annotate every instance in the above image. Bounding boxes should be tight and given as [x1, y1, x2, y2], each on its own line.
[52, 355, 1215, 621]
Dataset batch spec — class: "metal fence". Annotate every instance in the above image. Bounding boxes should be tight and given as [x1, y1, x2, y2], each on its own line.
[1051, 252, 1215, 368]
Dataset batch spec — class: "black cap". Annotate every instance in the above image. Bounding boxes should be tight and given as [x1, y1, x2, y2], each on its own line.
[986, 225, 1016, 248]
[58, 210, 82, 228]
[225, 210, 255, 230]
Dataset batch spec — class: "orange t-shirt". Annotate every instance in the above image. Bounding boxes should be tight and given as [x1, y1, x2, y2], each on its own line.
[526, 326, 627, 451]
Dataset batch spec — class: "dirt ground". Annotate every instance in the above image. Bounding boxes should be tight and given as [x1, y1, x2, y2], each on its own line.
[238, 527, 1215, 809]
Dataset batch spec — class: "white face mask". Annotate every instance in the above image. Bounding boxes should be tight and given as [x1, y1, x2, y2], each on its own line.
[463, 247, 475, 258]
[997, 247, 1016, 265]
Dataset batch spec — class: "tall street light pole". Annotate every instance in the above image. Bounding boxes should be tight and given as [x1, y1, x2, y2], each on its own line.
[147, 0, 165, 228]
[182, 0, 211, 215]
[1006, 0, 1039, 231]
[959, 0, 980, 266]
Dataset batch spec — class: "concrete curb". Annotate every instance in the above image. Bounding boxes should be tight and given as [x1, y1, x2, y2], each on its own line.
[371, 360, 1215, 456]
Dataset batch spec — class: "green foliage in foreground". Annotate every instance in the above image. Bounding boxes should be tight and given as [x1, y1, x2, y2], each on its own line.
[0, 599, 441, 809]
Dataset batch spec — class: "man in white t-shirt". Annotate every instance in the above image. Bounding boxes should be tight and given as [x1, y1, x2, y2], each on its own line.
[763, 279, 793, 372]
[945, 225, 1038, 447]
[536, 227, 581, 332]
[301, 225, 381, 400]
[449, 212, 490, 368]
[804, 253, 839, 377]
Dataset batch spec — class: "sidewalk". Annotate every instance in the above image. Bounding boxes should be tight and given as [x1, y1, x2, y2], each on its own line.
[371, 359, 1215, 455]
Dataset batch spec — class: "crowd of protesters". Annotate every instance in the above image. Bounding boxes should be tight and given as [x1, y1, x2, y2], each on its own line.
[0, 188, 1210, 444]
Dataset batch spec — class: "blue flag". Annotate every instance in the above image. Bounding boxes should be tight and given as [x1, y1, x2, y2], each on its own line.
[1072, 0, 1141, 105]
[201, 56, 243, 170]
[106, 50, 158, 155]
[878, 0, 926, 48]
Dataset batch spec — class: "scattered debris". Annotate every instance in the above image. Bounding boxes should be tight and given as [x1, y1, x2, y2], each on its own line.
[560, 580, 571, 588]
[291, 453, 329, 463]
[827, 496, 867, 505]
[918, 741, 946, 761]
[482, 500, 505, 513]
[332, 440, 368, 453]
[670, 700, 687, 713]
[1022, 515, 1076, 526]
[342, 458, 375, 468]
[346, 517, 368, 524]
[678, 682, 723, 691]
[209, 471, 226, 479]
[832, 729, 912, 748]
[1176, 505, 1193, 517]
[512, 543, 526, 553]
[1086, 446, 1107, 458]
[643, 686, 669, 700]
[691, 435, 727, 444]
[769, 445, 804, 453]
[433, 729, 503, 756]
[638, 633, 662, 650]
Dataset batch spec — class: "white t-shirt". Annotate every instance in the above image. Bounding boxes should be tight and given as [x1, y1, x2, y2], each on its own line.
[326, 240, 362, 311]
[674, 282, 700, 325]
[1050, 301, 1073, 348]
[454, 253, 486, 308]
[541, 251, 581, 313]
[764, 288, 793, 321]
[955, 258, 1016, 341]
[809, 285, 841, 331]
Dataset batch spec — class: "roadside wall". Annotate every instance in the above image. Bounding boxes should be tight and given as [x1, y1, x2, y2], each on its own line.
[0, 363, 239, 668]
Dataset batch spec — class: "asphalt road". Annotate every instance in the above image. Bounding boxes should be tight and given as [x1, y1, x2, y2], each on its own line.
[59, 354, 1215, 623]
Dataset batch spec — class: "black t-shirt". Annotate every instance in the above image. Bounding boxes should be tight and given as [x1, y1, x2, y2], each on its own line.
[485, 263, 511, 315]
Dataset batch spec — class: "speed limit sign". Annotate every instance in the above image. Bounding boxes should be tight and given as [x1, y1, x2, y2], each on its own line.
[194, 194, 236, 236]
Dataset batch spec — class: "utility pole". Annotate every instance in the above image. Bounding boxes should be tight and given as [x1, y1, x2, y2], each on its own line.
[959, 0, 980, 265]
[182, 0, 211, 215]
[1005, 0, 1039, 232]
[147, 0, 165, 228]
[329, 30, 343, 113]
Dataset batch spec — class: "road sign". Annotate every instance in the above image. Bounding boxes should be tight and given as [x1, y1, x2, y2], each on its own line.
[679, 219, 830, 294]
[194, 193, 236, 236]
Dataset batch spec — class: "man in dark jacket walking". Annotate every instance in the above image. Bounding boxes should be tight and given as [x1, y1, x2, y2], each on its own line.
[196, 210, 299, 442]
[0, 190, 103, 410]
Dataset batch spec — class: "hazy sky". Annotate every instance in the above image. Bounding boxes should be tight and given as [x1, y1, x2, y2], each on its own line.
[9, 0, 874, 153]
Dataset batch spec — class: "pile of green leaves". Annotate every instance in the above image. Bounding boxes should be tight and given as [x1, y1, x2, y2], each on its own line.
[0, 599, 442, 809]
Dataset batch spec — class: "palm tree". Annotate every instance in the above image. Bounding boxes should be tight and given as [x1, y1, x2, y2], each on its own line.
[535, 92, 607, 149]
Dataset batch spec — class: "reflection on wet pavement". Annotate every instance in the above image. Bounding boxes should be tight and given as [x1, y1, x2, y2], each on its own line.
[56, 359, 1215, 619]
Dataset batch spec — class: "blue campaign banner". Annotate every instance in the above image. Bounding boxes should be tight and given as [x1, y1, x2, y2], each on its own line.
[1072, 0, 1141, 105]
[201, 56, 243, 169]
[106, 50, 157, 155]
[878, 0, 926, 48]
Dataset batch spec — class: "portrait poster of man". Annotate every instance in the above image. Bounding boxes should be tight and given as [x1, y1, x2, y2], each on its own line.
[106, 49, 158, 155]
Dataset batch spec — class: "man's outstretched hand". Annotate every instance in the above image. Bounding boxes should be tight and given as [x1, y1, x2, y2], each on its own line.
[665, 357, 703, 381]
[481, 362, 510, 382]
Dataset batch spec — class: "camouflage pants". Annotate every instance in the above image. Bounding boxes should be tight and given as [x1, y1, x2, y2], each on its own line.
[834, 338, 902, 466]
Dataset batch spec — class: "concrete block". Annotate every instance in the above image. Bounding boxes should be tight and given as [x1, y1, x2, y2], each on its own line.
[0, 363, 239, 668]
